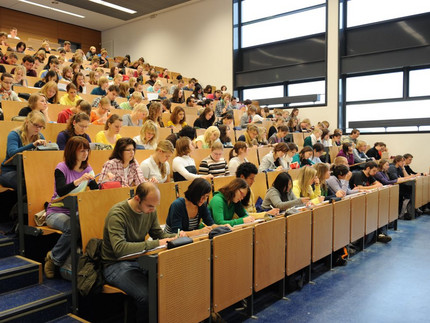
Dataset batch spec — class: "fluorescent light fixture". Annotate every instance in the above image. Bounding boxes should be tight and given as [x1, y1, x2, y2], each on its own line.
[89, 0, 137, 14]
[19, 0, 85, 18]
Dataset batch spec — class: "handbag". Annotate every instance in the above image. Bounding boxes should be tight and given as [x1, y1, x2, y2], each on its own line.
[167, 236, 193, 249]
[99, 181, 122, 190]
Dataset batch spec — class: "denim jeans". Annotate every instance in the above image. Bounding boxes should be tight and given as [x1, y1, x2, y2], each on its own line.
[46, 212, 79, 266]
[103, 261, 149, 323]
[0, 170, 18, 190]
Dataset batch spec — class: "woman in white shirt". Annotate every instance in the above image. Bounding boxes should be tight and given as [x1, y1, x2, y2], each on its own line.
[140, 140, 174, 183]
[258, 143, 289, 172]
[172, 137, 213, 182]
[228, 141, 249, 176]
[133, 120, 159, 150]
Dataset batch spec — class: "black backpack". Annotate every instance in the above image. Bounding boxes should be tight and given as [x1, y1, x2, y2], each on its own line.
[77, 238, 105, 296]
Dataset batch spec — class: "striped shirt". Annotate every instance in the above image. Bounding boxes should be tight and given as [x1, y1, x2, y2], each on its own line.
[164, 215, 200, 234]
[199, 156, 229, 177]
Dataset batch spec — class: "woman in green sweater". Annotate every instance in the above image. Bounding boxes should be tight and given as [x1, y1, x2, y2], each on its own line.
[209, 178, 255, 226]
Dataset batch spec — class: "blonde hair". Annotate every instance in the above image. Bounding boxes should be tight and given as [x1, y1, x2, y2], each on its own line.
[297, 166, 317, 198]
[98, 76, 109, 87]
[40, 81, 59, 104]
[333, 156, 348, 166]
[18, 111, 46, 145]
[140, 120, 159, 146]
[155, 140, 175, 178]
[211, 141, 223, 151]
[28, 93, 46, 110]
[130, 91, 143, 103]
[356, 140, 367, 150]
[13, 65, 26, 79]
[131, 103, 148, 118]
[203, 126, 220, 148]
[119, 82, 130, 98]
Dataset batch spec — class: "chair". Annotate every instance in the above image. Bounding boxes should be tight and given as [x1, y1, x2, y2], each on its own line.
[213, 175, 235, 192]
[257, 146, 272, 165]
[247, 147, 259, 166]
[190, 148, 211, 172]
[156, 182, 177, 225]
[2, 101, 27, 121]
[292, 133, 304, 148]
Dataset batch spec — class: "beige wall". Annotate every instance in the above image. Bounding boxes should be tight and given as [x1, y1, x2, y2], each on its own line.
[103, 0, 429, 172]
[102, 0, 232, 90]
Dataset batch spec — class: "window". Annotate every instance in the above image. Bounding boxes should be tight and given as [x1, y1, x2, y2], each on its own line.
[242, 7, 325, 48]
[409, 68, 430, 97]
[347, 0, 430, 27]
[346, 72, 403, 102]
[241, 0, 325, 23]
[288, 80, 325, 106]
[243, 85, 284, 100]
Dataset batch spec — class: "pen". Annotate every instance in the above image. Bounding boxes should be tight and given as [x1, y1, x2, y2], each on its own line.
[270, 205, 274, 209]
[177, 228, 180, 238]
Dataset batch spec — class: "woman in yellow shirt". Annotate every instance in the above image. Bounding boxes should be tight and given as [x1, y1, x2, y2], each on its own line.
[166, 106, 187, 130]
[292, 166, 324, 205]
[95, 114, 122, 148]
[59, 83, 82, 107]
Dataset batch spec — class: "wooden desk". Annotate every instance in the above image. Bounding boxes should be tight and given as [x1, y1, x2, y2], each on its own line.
[312, 204, 333, 262]
[286, 210, 311, 275]
[365, 191, 378, 234]
[378, 187, 390, 228]
[350, 194, 366, 242]
[332, 199, 351, 252]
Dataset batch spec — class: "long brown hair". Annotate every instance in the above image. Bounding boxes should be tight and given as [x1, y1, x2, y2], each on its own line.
[229, 141, 247, 160]
[170, 106, 186, 125]
[66, 112, 89, 136]
[64, 136, 90, 170]
[219, 178, 248, 203]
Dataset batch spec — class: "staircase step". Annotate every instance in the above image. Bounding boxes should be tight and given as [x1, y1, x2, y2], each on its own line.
[0, 255, 41, 294]
[0, 235, 15, 258]
[47, 313, 90, 322]
[0, 284, 69, 322]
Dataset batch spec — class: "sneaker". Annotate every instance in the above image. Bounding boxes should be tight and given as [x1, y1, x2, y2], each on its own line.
[377, 234, 392, 243]
[44, 251, 56, 279]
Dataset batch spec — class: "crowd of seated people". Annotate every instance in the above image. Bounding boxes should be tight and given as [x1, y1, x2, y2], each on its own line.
[0, 33, 429, 322]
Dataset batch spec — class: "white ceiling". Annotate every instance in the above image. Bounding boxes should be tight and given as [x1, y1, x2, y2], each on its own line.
[2, 0, 195, 31]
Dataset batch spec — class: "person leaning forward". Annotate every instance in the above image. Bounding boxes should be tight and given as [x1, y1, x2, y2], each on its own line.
[101, 182, 182, 322]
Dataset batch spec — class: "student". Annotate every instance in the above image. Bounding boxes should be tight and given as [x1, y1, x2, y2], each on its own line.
[183, 78, 196, 91]
[59, 83, 82, 107]
[292, 166, 324, 205]
[34, 70, 58, 88]
[218, 124, 233, 148]
[366, 142, 386, 160]
[140, 140, 174, 183]
[262, 172, 308, 211]
[91, 97, 111, 125]
[291, 146, 314, 168]
[349, 161, 383, 190]
[268, 123, 287, 144]
[169, 78, 185, 95]
[165, 126, 196, 148]
[170, 88, 185, 103]
[330, 132, 342, 147]
[157, 86, 168, 100]
[195, 126, 220, 149]
[237, 162, 280, 217]
[44, 137, 98, 278]
[403, 153, 425, 176]
[91, 85, 120, 109]
[287, 118, 299, 132]
[101, 183, 178, 322]
[122, 104, 147, 127]
[99, 137, 145, 187]
[237, 124, 259, 147]
[342, 129, 360, 145]
[283, 143, 298, 169]
[311, 143, 325, 164]
[228, 141, 249, 175]
[214, 113, 234, 130]
[172, 137, 213, 182]
[40, 57, 60, 79]
[257, 126, 268, 145]
[147, 80, 162, 93]
[193, 107, 215, 129]
[0, 73, 21, 102]
[56, 113, 91, 150]
[353, 140, 372, 163]
[72, 72, 86, 94]
[298, 118, 312, 132]
[12, 65, 27, 87]
[315, 163, 345, 199]
[119, 91, 143, 110]
[165, 178, 215, 236]
[61, 66, 73, 82]
[161, 99, 171, 114]
[1, 52, 18, 65]
[215, 93, 233, 118]
[240, 105, 257, 128]
[118, 82, 130, 98]
[209, 178, 254, 226]
[199, 142, 229, 177]
[145, 102, 164, 128]
[374, 159, 400, 186]
[0, 111, 46, 190]
[12, 55, 37, 77]
[133, 120, 158, 149]
[167, 106, 187, 129]
[40, 81, 59, 104]
[258, 143, 289, 172]
[18, 93, 50, 122]
[337, 142, 354, 166]
[327, 164, 359, 196]
[304, 128, 322, 147]
[91, 76, 110, 96]
[8, 27, 20, 40]
[95, 114, 122, 148]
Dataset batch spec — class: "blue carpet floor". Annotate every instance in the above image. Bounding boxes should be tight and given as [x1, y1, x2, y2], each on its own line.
[244, 215, 430, 323]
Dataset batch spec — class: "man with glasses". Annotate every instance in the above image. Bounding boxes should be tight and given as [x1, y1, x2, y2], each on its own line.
[0, 73, 21, 102]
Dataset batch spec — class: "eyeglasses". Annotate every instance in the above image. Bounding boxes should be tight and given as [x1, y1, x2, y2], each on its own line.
[124, 148, 135, 152]
[30, 121, 45, 129]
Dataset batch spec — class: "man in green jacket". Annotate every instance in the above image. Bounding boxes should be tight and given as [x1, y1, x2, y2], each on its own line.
[101, 182, 178, 322]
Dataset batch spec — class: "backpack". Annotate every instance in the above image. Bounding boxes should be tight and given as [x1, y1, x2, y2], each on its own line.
[77, 238, 105, 296]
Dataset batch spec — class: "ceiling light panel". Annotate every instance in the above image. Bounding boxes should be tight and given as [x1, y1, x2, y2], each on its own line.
[19, 0, 85, 18]
[89, 0, 137, 14]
